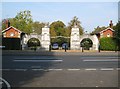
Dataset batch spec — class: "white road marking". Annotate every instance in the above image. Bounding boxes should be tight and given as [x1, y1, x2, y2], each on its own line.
[85, 69, 97, 71]
[68, 69, 80, 71]
[32, 69, 44, 71]
[48, 69, 63, 71]
[13, 60, 63, 62]
[116, 68, 120, 70]
[83, 59, 118, 62]
[100, 68, 114, 71]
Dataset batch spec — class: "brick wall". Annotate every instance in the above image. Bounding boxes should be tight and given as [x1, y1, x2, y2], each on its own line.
[3, 28, 20, 38]
[100, 29, 114, 38]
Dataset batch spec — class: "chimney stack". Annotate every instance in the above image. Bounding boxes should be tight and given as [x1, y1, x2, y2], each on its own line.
[5, 19, 10, 28]
[109, 20, 113, 28]
[8, 20, 10, 27]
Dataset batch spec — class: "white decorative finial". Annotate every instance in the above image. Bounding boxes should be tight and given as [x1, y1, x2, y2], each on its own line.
[73, 21, 78, 28]
[44, 22, 49, 28]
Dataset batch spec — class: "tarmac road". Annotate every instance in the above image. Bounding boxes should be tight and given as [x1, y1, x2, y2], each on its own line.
[1, 51, 119, 88]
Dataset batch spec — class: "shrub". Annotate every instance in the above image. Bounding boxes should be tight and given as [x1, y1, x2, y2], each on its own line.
[100, 37, 118, 51]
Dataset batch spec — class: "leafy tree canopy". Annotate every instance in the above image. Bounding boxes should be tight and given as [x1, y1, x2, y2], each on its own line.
[68, 16, 84, 35]
[91, 26, 107, 34]
[50, 21, 66, 36]
[32, 21, 45, 34]
[113, 21, 120, 40]
[113, 21, 120, 51]
[2, 10, 33, 34]
[14, 10, 33, 34]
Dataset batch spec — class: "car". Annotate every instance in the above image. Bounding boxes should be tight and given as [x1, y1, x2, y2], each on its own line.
[0, 46, 5, 49]
[62, 43, 68, 49]
[52, 43, 59, 50]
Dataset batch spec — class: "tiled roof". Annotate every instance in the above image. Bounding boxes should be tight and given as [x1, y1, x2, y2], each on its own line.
[2, 26, 24, 33]
[92, 27, 114, 34]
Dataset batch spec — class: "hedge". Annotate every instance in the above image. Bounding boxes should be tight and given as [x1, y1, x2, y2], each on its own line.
[100, 37, 118, 51]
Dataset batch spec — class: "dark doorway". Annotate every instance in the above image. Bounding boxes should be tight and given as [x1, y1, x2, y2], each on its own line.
[2, 38, 21, 50]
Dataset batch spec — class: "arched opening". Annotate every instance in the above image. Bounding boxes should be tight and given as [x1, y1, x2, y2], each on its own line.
[51, 37, 70, 50]
[80, 38, 93, 50]
[27, 38, 41, 50]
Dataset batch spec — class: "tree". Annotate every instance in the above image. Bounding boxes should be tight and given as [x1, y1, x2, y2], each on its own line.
[32, 21, 45, 34]
[68, 16, 84, 35]
[50, 21, 67, 45]
[114, 21, 120, 39]
[50, 21, 66, 36]
[2, 10, 33, 34]
[113, 21, 120, 51]
[14, 10, 33, 34]
[2, 19, 6, 30]
[91, 26, 107, 34]
[65, 27, 71, 37]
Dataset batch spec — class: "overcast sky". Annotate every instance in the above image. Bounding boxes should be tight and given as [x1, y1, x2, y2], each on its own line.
[2, 2, 118, 32]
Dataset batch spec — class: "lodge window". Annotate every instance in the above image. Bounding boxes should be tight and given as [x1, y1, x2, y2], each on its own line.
[107, 33, 110, 37]
[10, 32, 14, 37]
